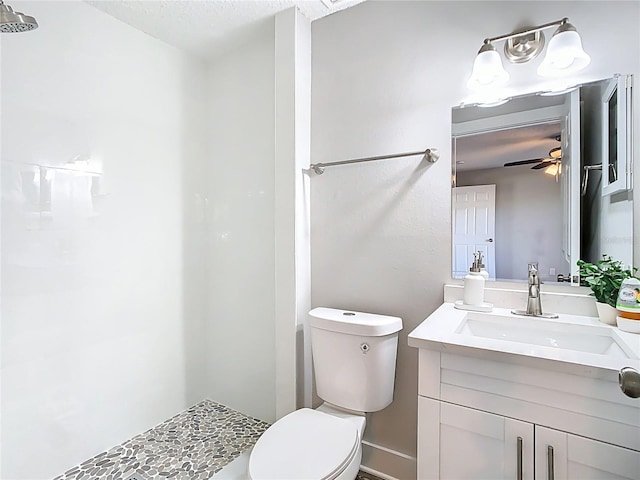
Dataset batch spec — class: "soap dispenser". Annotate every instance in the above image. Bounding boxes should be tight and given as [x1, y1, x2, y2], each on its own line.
[463, 252, 486, 306]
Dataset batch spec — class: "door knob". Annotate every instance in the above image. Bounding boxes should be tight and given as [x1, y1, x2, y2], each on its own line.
[486, 238, 494, 242]
[619, 367, 640, 398]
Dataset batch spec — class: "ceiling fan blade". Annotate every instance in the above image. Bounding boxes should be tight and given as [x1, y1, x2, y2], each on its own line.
[503, 158, 545, 167]
[531, 161, 554, 170]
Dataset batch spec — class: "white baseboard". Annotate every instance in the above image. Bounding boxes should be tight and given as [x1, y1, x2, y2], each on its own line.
[361, 440, 417, 480]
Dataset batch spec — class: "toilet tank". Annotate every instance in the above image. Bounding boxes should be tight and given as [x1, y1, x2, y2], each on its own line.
[309, 307, 403, 413]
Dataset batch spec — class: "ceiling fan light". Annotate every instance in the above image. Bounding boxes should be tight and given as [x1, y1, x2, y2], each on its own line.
[467, 43, 510, 90]
[544, 163, 560, 176]
[537, 24, 590, 76]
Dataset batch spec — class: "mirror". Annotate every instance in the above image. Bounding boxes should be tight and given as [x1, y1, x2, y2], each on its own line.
[451, 75, 634, 284]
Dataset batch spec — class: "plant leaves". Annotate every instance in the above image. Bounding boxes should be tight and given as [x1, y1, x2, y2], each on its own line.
[578, 254, 639, 307]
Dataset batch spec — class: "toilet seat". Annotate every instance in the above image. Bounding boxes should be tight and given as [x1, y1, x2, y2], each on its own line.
[248, 408, 359, 480]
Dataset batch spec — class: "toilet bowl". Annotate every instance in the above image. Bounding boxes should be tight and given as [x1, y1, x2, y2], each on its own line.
[248, 404, 365, 480]
[248, 308, 402, 480]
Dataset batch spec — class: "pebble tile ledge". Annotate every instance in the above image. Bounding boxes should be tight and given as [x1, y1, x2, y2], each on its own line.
[53, 399, 270, 480]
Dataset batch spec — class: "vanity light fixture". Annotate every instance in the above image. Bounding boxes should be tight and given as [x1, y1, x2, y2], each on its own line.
[468, 18, 590, 90]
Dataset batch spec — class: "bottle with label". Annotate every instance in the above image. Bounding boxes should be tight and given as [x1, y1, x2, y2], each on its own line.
[616, 277, 640, 321]
[463, 252, 485, 306]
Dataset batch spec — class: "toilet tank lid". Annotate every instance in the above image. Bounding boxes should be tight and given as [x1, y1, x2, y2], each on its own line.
[309, 307, 403, 336]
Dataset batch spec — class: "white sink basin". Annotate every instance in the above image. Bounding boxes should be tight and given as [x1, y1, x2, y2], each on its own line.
[408, 303, 640, 373]
[456, 312, 639, 359]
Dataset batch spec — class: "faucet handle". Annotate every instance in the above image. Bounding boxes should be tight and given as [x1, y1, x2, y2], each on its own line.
[528, 262, 538, 273]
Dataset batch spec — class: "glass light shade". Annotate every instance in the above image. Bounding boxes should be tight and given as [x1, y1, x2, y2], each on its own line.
[537, 29, 590, 76]
[467, 44, 510, 90]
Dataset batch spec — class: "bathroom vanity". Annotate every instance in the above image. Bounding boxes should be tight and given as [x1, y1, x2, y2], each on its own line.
[408, 301, 640, 480]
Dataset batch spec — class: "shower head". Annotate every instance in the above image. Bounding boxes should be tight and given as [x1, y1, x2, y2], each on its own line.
[0, 0, 38, 33]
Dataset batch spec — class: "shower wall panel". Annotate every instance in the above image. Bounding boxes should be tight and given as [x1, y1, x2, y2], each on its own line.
[0, 2, 208, 478]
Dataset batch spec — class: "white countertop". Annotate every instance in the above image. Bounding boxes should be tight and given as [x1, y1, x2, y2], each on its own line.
[408, 303, 640, 373]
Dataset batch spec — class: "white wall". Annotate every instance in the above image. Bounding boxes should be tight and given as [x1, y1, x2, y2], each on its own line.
[457, 167, 568, 282]
[602, 192, 635, 267]
[0, 2, 208, 478]
[311, 1, 640, 478]
[274, 8, 313, 416]
[203, 9, 311, 425]
[203, 10, 311, 424]
[204, 22, 277, 423]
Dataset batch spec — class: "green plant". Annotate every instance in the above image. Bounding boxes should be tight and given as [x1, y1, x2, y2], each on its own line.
[577, 255, 638, 307]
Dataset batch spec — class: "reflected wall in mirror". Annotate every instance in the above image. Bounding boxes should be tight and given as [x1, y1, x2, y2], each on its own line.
[451, 75, 634, 284]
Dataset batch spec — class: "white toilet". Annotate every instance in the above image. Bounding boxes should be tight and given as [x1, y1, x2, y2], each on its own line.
[248, 307, 403, 480]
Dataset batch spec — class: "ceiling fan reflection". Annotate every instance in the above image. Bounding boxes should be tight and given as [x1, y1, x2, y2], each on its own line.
[503, 146, 562, 171]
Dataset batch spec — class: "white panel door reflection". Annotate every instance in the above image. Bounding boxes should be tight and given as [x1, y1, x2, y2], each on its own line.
[453, 184, 496, 279]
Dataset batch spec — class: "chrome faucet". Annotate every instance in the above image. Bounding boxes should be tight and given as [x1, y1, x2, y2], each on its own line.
[512, 263, 558, 319]
[526, 263, 542, 315]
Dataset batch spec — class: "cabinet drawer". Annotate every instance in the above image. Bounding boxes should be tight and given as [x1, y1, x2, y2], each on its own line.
[418, 350, 640, 451]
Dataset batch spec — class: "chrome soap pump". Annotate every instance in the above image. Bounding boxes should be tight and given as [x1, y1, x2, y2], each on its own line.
[477, 251, 489, 280]
[463, 252, 486, 306]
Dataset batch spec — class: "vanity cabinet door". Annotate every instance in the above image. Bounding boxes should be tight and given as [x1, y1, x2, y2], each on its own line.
[418, 397, 534, 480]
[535, 426, 640, 480]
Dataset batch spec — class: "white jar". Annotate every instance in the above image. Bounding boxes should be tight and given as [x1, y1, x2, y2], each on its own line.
[463, 271, 485, 306]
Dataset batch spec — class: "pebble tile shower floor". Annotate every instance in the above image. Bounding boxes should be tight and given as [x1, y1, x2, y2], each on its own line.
[52, 399, 385, 480]
[52, 400, 270, 480]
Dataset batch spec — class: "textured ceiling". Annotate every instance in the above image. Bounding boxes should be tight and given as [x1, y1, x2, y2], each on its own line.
[86, 0, 367, 60]
[456, 122, 562, 172]
[453, 93, 565, 172]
